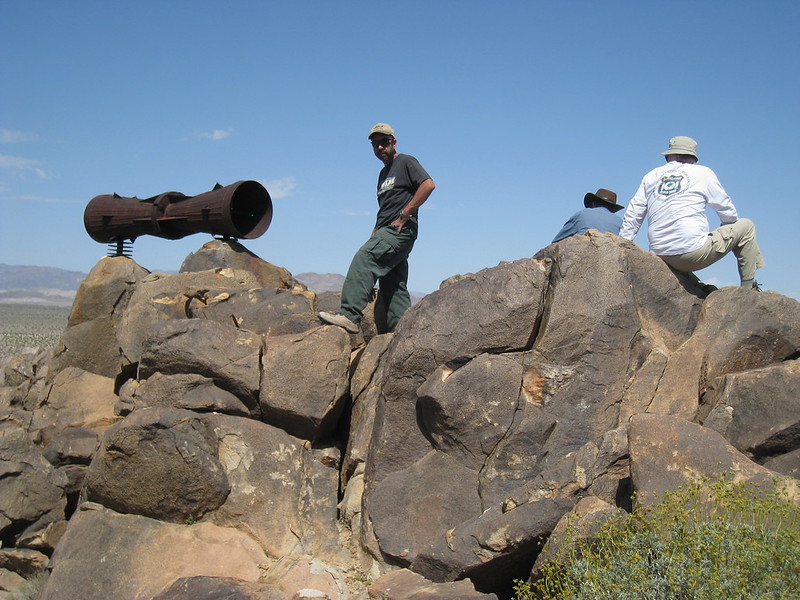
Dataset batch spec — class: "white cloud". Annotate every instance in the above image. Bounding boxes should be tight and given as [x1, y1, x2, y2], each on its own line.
[0, 192, 73, 203]
[16, 194, 76, 204]
[0, 129, 36, 143]
[262, 176, 296, 199]
[704, 276, 736, 289]
[0, 155, 49, 178]
[202, 128, 233, 141]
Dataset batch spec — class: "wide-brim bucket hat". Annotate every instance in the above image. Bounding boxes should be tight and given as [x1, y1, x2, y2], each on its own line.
[661, 136, 698, 159]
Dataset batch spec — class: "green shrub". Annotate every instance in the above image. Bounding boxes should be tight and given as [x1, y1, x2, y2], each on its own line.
[516, 476, 800, 600]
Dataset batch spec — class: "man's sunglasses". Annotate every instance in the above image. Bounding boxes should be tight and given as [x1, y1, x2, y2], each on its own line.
[370, 137, 394, 148]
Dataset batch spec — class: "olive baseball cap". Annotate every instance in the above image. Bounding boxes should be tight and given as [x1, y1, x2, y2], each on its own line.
[661, 136, 698, 159]
[368, 123, 395, 139]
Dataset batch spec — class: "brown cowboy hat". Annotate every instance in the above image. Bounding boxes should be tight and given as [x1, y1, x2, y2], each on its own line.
[584, 188, 624, 213]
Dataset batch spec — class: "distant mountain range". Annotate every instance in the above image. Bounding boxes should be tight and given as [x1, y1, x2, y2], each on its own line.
[0, 264, 87, 306]
[0, 265, 426, 306]
[295, 273, 426, 303]
[0, 264, 87, 290]
[294, 272, 346, 293]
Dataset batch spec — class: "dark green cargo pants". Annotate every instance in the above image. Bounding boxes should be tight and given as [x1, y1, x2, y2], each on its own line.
[340, 225, 417, 331]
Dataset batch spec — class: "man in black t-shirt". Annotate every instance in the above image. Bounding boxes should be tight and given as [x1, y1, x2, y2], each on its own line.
[319, 123, 435, 333]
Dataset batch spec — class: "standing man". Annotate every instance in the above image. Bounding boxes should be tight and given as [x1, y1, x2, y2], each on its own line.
[319, 123, 435, 333]
[619, 136, 765, 289]
[552, 188, 624, 243]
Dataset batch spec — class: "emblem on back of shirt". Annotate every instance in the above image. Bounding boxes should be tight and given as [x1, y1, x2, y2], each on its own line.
[657, 174, 683, 197]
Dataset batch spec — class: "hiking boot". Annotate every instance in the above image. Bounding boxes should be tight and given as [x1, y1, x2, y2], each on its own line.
[741, 279, 762, 291]
[318, 311, 360, 333]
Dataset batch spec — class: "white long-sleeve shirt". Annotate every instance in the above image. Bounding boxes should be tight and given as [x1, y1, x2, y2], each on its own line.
[619, 161, 738, 256]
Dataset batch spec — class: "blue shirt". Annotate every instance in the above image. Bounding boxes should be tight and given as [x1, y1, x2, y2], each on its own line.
[552, 207, 623, 243]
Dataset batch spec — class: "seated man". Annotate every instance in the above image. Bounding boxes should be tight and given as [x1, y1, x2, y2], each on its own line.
[619, 136, 765, 289]
[552, 188, 624, 243]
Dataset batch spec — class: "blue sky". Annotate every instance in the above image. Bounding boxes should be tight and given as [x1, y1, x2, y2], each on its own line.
[2, 1, 798, 298]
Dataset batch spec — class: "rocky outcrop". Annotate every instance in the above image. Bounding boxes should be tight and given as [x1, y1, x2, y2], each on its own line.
[0, 414, 67, 542]
[180, 239, 304, 290]
[36, 504, 267, 600]
[368, 569, 500, 599]
[701, 359, 800, 478]
[152, 577, 289, 600]
[1, 233, 798, 599]
[628, 413, 799, 505]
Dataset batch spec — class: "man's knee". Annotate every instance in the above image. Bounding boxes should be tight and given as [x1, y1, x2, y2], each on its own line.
[729, 218, 756, 237]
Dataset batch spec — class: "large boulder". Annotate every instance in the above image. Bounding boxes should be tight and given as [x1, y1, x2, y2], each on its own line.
[365, 257, 551, 489]
[137, 318, 262, 414]
[189, 286, 320, 336]
[648, 288, 800, 419]
[416, 354, 523, 473]
[410, 495, 572, 591]
[52, 257, 149, 378]
[77, 403, 343, 563]
[37, 504, 266, 600]
[205, 413, 343, 563]
[701, 359, 800, 477]
[628, 413, 799, 506]
[530, 234, 706, 444]
[29, 366, 119, 447]
[368, 451, 482, 566]
[341, 333, 393, 488]
[259, 326, 351, 440]
[362, 233, 712, 576]
[529, 496, 622, 580]
[408, 423, 630, 591]
[1, 348, 54, 411]
[80, 406, 345, 563]
[83, 408, 230, 523]
[118, 268, 264, 367]
[0, 413, 67, 544]
[180, 239, 304, 290]
[121, 372, 252, 417]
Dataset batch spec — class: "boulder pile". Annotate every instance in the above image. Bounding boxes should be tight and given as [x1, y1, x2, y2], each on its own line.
[1, 234, 798, 599]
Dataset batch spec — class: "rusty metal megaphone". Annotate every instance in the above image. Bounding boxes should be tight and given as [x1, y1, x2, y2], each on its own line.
[84, 180, 272, 244]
